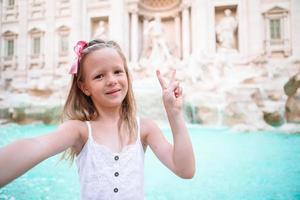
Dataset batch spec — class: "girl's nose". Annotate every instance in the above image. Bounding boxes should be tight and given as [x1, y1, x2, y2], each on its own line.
[106, 74, 117, 86]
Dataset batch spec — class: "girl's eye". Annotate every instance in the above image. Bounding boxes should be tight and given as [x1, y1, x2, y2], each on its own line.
[115, 70, 123, 74]
[94, 74, 103, 79]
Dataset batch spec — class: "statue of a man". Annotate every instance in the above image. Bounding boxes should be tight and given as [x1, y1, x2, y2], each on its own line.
[216, 9, 238, 52]
[142, 16, 171, 65]
[93, 20, 108, 40]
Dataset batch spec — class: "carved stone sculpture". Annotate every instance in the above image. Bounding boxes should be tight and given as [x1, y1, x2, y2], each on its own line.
[216, 9, 238, 53]
[141, 16, 171, 67]
[284, 72, 300, 123]
[93, 20, 108, 40]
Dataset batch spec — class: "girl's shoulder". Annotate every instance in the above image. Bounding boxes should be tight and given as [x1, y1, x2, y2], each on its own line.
[140, 117, 161, 128]
[60, 119, 86, 128]
[59, 120, 88, 137]
[140, 117, 155, 127]
[139, 118, 165, 148]
[139, 117, 160, 136]
[59, 120, 89, 151]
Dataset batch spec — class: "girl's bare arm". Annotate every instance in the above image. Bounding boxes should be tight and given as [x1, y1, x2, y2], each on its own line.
[0, 120, 83, 187]
[143, 70, 195, 179]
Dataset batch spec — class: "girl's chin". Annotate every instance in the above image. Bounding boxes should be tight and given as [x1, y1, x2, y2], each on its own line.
[102, 100, 124, 108]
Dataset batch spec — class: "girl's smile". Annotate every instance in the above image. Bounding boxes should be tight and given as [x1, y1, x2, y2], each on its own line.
[105, 88, 121, 95]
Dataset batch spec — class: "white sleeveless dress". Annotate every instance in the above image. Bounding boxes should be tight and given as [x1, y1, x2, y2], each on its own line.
[76, 118, 144, 200]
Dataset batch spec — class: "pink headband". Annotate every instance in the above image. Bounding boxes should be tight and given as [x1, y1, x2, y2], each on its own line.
[69, 41, 88, 75]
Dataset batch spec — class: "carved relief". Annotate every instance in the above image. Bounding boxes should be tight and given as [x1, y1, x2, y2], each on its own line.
[139, 0, 181, 10]
[3, 1, 19, 22]
[29, 0, 45, 19]
[56, 0, 71, 17]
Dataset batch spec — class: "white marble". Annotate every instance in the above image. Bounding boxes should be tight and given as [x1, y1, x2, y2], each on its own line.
[0, 0, 300, 130]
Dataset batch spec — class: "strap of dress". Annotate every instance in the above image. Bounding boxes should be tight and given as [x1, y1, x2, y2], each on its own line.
[86, 119, 139, 141]
[136, 117, 141, 140]
[85, 121, 93, 141]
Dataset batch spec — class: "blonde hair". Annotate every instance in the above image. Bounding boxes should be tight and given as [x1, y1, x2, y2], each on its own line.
[62, 39, 137, 162]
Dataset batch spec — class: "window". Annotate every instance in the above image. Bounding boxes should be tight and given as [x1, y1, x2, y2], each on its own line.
[59, 35, 69, 54]
[5, 39, 14, 57]
[263, 6, 291, 56]
[57, 25, 70, 56]
[2, 31, 17, 58]
[8, 0, 15, 6]
[29, 28, 44, 58]
[33, 37, 41, 55]
[270, 19, 281, 40]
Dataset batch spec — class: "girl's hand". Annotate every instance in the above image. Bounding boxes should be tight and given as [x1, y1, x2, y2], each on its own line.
[156, 69, 183, 114]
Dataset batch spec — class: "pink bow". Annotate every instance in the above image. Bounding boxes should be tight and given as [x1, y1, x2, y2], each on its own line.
[69, 41, 88, 75]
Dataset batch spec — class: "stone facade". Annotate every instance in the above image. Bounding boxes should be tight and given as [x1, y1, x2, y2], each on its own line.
[1, 0, 299, 85]
[1, 0, 300, 130]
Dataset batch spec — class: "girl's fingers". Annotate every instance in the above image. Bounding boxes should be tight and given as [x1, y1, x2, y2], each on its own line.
[179, 86, 183, 94]
[171, 69, 176, 80]
[156, 70, 167, 89]
[170, 81, 179, 92]
[168, 69, 176, 87]
[156, 69, 180, 92]
[174, 87, 179, 98]
[174, 85, 182, 98]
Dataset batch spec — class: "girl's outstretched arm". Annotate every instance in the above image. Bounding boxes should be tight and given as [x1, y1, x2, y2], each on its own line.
[0, 120, 83, 187]
[143, 70, 195, 179]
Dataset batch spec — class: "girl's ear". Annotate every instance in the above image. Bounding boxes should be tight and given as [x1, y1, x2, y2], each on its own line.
[77, 81, 91, 96]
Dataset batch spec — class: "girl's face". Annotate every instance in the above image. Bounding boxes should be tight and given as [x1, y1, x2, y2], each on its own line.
[79, 48, 128, 109]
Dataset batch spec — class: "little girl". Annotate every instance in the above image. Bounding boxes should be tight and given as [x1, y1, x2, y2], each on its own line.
[0, 39, 195, 199]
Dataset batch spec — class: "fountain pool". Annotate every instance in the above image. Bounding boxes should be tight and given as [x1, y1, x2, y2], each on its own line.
[0, 124, 300, 200]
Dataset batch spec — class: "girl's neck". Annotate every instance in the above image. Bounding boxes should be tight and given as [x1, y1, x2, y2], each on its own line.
[94, 106, 121, 123]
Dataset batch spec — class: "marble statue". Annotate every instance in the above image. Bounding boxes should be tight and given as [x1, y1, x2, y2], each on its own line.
[216, 9, 238, 53]
[93, 20, 108, 40]
[142, 16, 171, 66]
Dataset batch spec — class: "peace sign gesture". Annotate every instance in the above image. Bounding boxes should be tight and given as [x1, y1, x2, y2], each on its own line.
[156, 69, 183, 114]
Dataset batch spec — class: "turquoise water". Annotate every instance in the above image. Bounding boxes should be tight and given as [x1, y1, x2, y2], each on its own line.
[0, 124, 300, 200]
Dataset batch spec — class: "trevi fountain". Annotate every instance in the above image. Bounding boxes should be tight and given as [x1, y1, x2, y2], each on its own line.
[0, 0, 299, 133]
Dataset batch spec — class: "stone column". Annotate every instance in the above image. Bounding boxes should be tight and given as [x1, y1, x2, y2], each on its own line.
[208, 1, 216, 54]
[143, 17, 149, 33]
[283, 13, 290, 56]
[45, 0, 55, 75]
[191, 0, 204, 57]
[248, 0, 264, 57]
[110, 0, 125, 47]
[265, 17, 271, 56]
[238, 1, 247, 56]
[142, 17, 149, 54]
[0, 0, 2, 80]
[291, 0, 300, 58]
[18, 0, 30, 82]
[18, 0, 28, 72]
[71, 0, 83, 43]
[181, 3, 190, 59]
[130, 9, 139, 64]
[174, 14, 181, 58]
[143, 16, 149, 43]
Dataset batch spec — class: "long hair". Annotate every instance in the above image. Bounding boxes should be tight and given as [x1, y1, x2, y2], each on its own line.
[62, 39, 137, 162]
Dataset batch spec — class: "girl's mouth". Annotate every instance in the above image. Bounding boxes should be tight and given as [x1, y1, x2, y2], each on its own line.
[105, 89, 121, 95]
